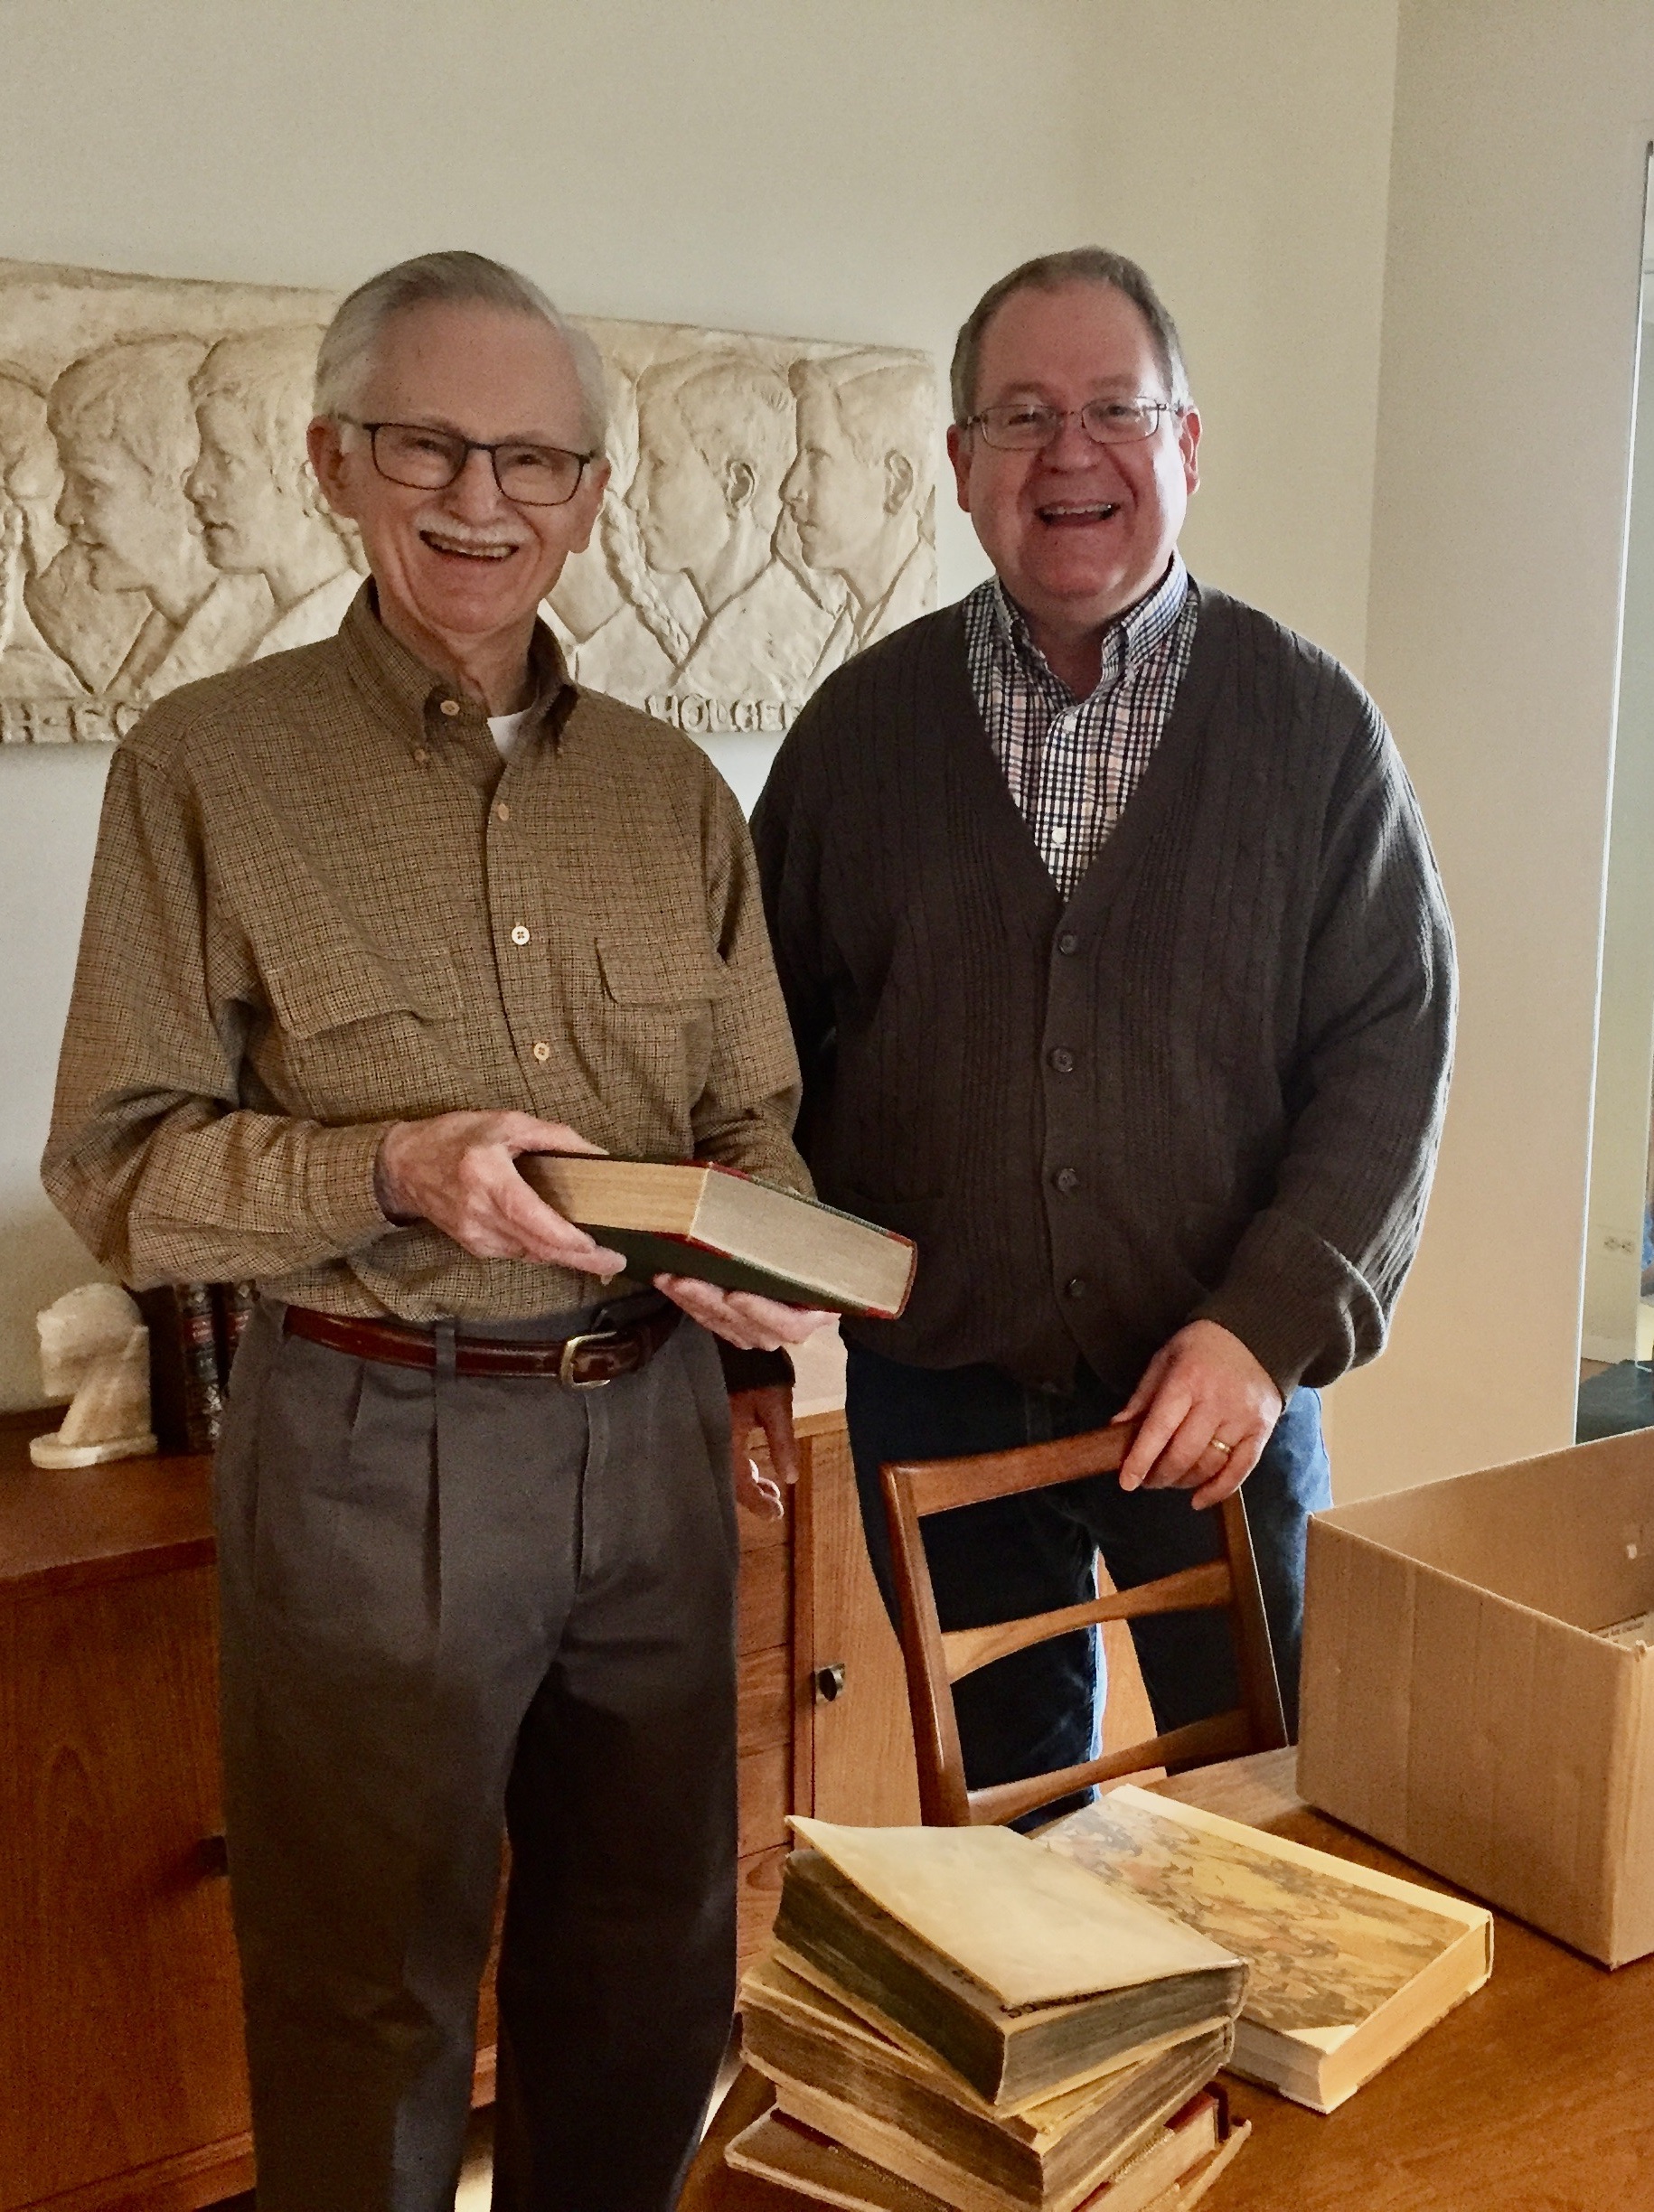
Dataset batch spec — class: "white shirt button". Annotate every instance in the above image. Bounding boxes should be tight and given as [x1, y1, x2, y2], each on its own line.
[511, 924, 531, 946]
[531, 1039, 551, 1062]
[439, 698, 461, 717]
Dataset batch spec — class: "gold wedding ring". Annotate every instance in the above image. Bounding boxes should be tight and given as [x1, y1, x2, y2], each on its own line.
[1209, 1438, 1234, 1455]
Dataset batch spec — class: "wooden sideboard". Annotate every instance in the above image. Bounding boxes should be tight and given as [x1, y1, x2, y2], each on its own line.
[0, 1403, 916, 2212]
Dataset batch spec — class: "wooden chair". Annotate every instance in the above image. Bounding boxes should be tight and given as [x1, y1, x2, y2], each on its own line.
[880, 1423, 1287, 1828]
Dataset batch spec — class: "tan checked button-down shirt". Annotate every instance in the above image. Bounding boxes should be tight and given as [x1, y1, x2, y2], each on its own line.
[44, 586, 808, 1322]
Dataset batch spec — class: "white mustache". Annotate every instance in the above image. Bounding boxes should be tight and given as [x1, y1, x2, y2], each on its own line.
[418, 516, 530, 551]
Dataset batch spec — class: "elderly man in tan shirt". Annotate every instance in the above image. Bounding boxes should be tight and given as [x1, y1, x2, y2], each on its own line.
[43, 252, 828, 2212]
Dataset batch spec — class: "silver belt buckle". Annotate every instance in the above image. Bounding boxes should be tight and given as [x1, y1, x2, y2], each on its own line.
[559, 1328, 624, 1389]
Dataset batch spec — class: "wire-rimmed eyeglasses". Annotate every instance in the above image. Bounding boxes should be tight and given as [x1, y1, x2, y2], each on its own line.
[965, 398, 1183, 451]
[343, 418, 595, 507]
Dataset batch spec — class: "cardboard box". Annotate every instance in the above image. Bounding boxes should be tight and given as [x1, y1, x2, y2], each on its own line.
[1297, 1429, 1654, 1966]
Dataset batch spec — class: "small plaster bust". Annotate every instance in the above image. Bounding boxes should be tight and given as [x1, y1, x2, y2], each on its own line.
[29, 1282, 156, 1468]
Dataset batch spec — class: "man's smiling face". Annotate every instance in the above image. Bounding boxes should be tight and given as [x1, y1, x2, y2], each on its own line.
[947, 279, 1199, 646]
[309, 299, 606, 654]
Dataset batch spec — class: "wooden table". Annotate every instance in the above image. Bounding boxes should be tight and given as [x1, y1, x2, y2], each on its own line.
[682, 1749, 1654, 2212]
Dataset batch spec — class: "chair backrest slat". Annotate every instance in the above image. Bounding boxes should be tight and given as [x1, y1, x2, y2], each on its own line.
[940, 1559, 1234, 1683]
[888, 1423, 1132, 1518]
[967, 1708, 1255, 1827]
[880, 1428, 1287, 1828]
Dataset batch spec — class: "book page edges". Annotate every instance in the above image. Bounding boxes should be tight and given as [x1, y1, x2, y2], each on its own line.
[743, 1956, 1235, 2144]
[768, 1945, 1185, 2118]
[1228, 1926, 1490, 2112]
[790, 1818, 1243, 2008]
[771, 2075, 1189, 2212]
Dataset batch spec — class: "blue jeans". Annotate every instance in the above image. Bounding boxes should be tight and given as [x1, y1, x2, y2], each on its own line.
[845, 1347, 1331, 1801]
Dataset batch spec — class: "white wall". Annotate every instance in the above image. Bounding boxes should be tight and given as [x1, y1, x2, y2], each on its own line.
[1326, 2, 1654, 1496]
[0, 0, 1403, 1408]
[1076, 0, 1400, 679]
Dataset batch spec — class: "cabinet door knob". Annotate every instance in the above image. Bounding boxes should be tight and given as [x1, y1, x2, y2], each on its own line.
[814, 1663, 847, 1703]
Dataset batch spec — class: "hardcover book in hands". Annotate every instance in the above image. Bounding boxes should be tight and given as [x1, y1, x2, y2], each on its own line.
[518, 1155, 916, 1316]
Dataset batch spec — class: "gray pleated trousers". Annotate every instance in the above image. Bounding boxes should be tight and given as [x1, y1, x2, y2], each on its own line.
[214, 1298, 738, 2212]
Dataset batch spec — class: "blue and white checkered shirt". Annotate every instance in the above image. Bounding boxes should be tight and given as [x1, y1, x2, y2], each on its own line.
[963, 554, 1198, 900]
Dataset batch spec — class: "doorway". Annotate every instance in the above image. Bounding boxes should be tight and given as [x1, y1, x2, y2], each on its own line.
[1581, 148, 1654, 1442]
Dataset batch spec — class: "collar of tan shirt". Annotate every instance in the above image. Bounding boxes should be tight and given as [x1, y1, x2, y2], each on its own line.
[334, 581, 575, 763]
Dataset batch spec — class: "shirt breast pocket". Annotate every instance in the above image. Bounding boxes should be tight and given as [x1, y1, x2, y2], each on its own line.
[260, 944, 465, 1120]
[595, 932, 729, 1107]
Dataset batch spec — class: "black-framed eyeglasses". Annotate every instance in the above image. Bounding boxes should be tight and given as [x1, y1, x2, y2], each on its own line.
[966, 398, 1182, 451]
[343, 418, 595, 507]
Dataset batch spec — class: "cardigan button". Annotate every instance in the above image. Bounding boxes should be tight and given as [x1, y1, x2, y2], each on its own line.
[1057, 933, 1079, 956]
[1048, 1046, 1076, 1074]
[1054, 1167, 1080, 1195]
[1065, 1276, 1089, 1299]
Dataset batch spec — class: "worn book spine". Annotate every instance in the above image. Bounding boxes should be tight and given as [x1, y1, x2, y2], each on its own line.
[136, 1283, 227, 1454]
[214, 1279, 257, 1379]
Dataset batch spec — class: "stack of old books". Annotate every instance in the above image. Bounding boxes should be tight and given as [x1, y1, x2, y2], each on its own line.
[728, 1818, 1253, 2212]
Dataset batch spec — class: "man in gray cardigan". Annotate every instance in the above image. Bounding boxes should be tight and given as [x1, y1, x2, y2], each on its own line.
[752, 249, 1453, 1783]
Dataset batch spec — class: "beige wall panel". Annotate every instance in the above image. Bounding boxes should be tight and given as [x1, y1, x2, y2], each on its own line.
[1327, 2, 1654, 1496]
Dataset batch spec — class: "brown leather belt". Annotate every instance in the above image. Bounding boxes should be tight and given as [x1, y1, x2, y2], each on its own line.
[283, 1303, 680, 1388]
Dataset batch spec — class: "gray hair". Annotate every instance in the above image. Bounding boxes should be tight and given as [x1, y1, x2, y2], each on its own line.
[950, 248, 1190, 425]
[314, 249, 608, 450]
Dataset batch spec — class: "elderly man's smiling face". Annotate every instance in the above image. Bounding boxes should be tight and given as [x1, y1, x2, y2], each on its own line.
[947, 280, 1199, 654]
[309, 300, 606, 659]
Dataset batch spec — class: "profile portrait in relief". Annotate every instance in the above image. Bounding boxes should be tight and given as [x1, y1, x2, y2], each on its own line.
[0, 257, 937, 745]
[543, 356, 686, 696]
[49, 335, 270, 702]
[784, 351, 935, 670]
[187, 326, 363, 659]
[628, 351, 840, 706]
[0, 370, 88, 696]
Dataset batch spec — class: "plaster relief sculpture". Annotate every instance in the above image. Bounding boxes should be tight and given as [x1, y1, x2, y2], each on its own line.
[29, 1282, 156, 1468]
[0, 258, 937, 746]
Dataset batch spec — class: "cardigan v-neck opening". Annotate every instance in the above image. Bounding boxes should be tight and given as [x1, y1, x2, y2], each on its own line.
[929, 591, 1237, 933]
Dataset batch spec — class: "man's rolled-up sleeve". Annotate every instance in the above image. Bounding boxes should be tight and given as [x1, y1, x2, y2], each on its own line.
[1192, 706, 1457, 1393]
[42, 745, 394, 1288]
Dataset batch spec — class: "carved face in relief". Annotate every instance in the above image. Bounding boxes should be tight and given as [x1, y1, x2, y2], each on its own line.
[188, 391, 296, 572]
[628, 392, 731, 576]
[310, 300, 608, 657]
[56, 442, 185, 595]
[48, 337, 215, 609]
[783, 380, 894, 575]
[0, 379, 67, 576]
